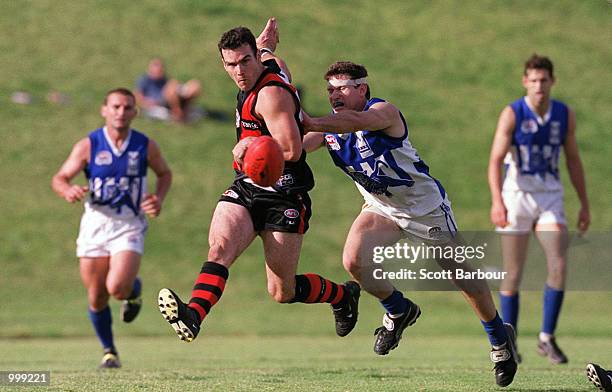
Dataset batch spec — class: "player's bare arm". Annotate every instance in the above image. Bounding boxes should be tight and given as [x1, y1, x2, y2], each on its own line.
[563, 108, 590, 233]
[303, 102, 403, 137]
[142, 139, 172, 218]
[303, 133, 325, 153]
[487, 106, 515, 227]
[255, 85, 302, 162]
[51, 137, 90, 203]
[256, 17, 292, 82]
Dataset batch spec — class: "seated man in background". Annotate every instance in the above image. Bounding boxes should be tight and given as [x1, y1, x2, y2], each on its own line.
[135, 57, 202, 122]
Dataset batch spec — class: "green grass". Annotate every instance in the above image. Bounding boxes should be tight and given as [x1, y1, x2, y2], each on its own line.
[1, 1, 611, 390]
[2, 335, 611, 391]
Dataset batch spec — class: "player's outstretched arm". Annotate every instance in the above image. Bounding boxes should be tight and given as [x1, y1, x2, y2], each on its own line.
[256, 86, 302, 162]
[303, 133, 325, 153]
[142, 139, 172, 218]
[256, 17, 292, 82]
[303, 102, 401, 136]
[51, 138, 90, 203]
[488, 106, 515, 227]
[563, 108, 590, 233]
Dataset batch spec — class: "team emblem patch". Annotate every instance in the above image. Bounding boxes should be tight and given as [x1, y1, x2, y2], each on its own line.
[355, 133, 374, 158]
[222, 189, 239, 199]
[127, 151, 140, 175]
[284, 209, 299, 219]
[325, 134, 341, 151]
[94, 150, 112, 165]
[520, 119, 538, 134]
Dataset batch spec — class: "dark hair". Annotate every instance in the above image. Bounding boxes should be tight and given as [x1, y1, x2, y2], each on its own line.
[103, 87, 135, 104]
[524, 54, 554, 78]
[218, 27, 258, 56]
[325, 61, 370, 99]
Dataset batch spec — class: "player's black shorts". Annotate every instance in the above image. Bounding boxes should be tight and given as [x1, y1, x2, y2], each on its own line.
[218, 179, 312, 234]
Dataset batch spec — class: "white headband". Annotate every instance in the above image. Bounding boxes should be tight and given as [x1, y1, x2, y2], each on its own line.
[328, 77, 368, 88]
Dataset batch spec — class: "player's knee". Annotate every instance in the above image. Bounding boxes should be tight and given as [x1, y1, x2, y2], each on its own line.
[107, 281, 131, 300]
[342, 254, 361, 277]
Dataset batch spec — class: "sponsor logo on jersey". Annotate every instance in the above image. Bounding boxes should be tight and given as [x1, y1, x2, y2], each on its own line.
[277, 174, 294, 187]
[240, 120, 260, 130]
[520, 119, 538, 134]
[222, 189, 239, 199]
[94, 150, 113, 166]
[127, 151, 140, 175]
[355, 133, 374, 158]
[284, 209, 299, 219]
[325, 134, 341, 151]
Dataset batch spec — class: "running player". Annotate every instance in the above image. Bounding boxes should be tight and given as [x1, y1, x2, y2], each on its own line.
[302, 61, 518, 387]
[157, 19, 359, 343]
[51, 88, 173, 368]
[488, 54, 590, 364]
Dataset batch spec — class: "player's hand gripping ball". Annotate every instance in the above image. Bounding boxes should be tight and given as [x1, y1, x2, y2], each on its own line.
[243, 136, 285, 187]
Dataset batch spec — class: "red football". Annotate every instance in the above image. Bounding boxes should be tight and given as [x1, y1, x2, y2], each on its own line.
[243, 136, 285, 187]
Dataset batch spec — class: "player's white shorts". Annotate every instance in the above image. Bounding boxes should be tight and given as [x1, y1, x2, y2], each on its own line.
[76, 207, 148, 257]
[497, 189, 566, 233]
[363, 198, 458, 245]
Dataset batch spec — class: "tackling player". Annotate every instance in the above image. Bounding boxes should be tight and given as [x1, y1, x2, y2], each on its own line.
[302, 61, 518, 387]
[488, 54, 590, 364]
[157, 19, 360, 343]
[51, 88, 172, 368]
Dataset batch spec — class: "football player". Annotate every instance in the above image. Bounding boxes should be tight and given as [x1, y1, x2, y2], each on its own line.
[488, 54, 590, 364]
[52, 88, 172, 368]
[157, 19, 360, 344]
[302, 61, 518, 387]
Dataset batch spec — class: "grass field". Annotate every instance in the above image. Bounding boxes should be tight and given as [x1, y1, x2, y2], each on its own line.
[1, 1, 611, 390]
[2, 335, 612, 391]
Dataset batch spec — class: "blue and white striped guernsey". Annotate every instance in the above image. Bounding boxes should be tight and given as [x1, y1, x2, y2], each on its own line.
[84, 127, 148, 217]
[503, 97, 569, 192]
[323, 98, 446, 218]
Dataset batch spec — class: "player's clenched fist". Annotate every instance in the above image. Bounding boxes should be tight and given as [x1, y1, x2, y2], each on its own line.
[141, 193, 162, 218]
[490, 201, 509, 228]
[232, 136, 256, 167]
[63, 185, 88, 203]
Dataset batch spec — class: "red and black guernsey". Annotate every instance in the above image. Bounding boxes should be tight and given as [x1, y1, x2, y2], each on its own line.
[233, 61, 314, 194]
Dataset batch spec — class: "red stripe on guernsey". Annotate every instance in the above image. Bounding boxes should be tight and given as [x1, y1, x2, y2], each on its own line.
[195, 273, 227, 290]
[235, 69, 300, 172]
[298, 197, 307, 234]
[191, 290, 220, 306]
[305, 273, 322, 303]
[330, 285, 345, 305]
[320, 277, 333, 302]
[188, 302, 207, 321]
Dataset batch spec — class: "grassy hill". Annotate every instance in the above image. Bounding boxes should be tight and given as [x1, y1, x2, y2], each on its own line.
[1, 0, 610, 343]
